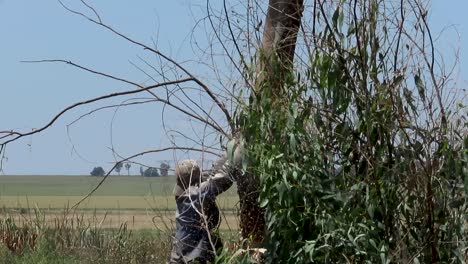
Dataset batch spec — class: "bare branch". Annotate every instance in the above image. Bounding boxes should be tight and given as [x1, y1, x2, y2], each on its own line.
[0, 78, 194, 147]
[22, 59, 141, 87]
[59, 0, 234, 132]
[80, 0, 102, 23]
[132, 56, 228, 136]
[205, 0, 253, 90]
[22, 59, 160, 100]
[67, 98, 158, 127]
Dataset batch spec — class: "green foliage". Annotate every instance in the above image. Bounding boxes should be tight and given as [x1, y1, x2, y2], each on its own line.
[90, 167, 106, 177]
[0, 243, 13, 263]
[235, 0, 467, 262]
[143, 167, 160, 177]
[5, 238, 81, 264]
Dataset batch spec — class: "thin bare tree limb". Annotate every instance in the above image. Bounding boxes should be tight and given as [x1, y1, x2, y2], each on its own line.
[59, 0, 234, 132]
[67, 98, 157, 127]
[80, 0, 102, 23]
[22, 59, 159, 99]
[132, 56, 228, 136]
[23, 59, 142, 87]
[0, 78, 193, 147]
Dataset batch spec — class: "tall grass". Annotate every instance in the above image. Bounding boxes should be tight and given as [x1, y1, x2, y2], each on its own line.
[0, 206, 242, 263]
[0, 209, 172, 264]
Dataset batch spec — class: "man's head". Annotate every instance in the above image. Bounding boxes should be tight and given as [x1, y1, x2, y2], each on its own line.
[174, 159, 201, 196]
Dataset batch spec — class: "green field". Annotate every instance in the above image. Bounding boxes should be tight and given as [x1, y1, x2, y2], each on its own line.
[0, 176, 238, 209]
[0, 176, 240, 230]
[0, 175, 177, 196]
[0, 175, 238, 196]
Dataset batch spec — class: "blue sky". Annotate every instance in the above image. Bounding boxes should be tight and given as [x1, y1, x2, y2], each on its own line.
[0, 0, 467, 175]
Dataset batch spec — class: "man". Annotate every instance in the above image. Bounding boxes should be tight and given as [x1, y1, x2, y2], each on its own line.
[168, 157, 236, 264]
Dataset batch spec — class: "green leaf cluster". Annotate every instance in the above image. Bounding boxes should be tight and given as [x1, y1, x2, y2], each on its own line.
[234, 0, 467, 262]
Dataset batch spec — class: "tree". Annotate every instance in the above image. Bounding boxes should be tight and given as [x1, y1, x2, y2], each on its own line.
[1, 1, 466, 262]
[143, 167, 159, 177]
[236, 0, 467, 262]
[234, 0, 305, 244]
[159, 162, 170, 177]
[114, 162, 123, 175]
[90, 166, 105, 177]
[124, 162, 131, 176]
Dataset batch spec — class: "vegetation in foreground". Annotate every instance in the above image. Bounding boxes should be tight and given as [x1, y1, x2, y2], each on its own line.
[0, 177, 241, 262]
[234, 0, 468, 262]
[0, 211, 239, 264]
[0, 213, 172, 264]
[0, 0, 467, 262]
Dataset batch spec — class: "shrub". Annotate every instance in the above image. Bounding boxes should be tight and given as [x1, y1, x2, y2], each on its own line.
[235, 0, 467, 262]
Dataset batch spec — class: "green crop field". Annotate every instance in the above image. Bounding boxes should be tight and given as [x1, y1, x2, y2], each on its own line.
[0, 175, 175, 196]
[0, 175, 238, 197]
[0, 176, 240, 230]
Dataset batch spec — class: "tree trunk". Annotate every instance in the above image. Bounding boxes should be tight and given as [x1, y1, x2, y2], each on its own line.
[261, 0, 304, 66]
[237, 0, 304, 244]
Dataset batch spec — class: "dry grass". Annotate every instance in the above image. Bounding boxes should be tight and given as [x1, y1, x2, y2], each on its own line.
[1, 210, 239, 231]
[0, 195, 239, 211]
[0, 176, 242, 263]
[0, 208, 240, 264]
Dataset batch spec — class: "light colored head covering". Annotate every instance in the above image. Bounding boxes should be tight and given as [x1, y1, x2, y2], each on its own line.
[173, 159, 201, 196]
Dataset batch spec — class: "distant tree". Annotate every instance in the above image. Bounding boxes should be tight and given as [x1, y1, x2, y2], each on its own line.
[115, 162, 123, 175]
[90, 166, 105, 177]
[125, 162, 131, 176]
[160, 162, 170, 177]
[143, 167, 159, 177]
[139, 166, 144, 176]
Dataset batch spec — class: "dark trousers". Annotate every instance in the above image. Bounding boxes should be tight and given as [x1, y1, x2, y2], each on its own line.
[168, 232, 223, 264]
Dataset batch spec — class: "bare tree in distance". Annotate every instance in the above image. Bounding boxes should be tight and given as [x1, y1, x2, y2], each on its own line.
[114, 162, 123, 175]
[124, 162, 131, 176]
[159, 162, 170, 177]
